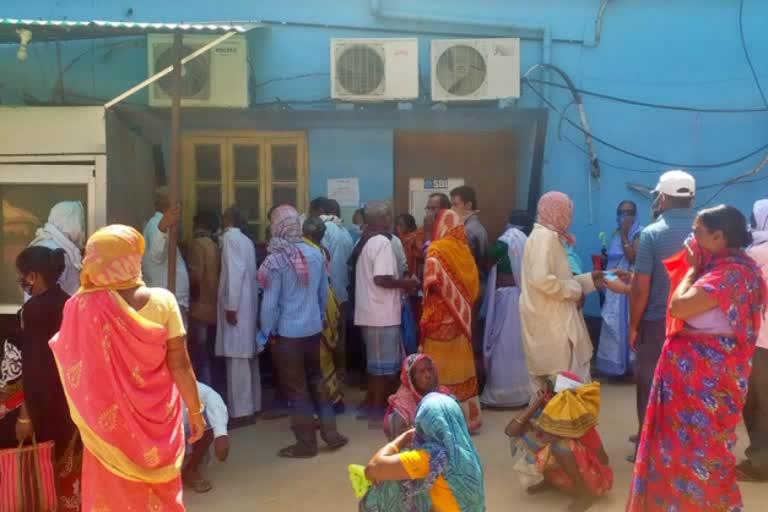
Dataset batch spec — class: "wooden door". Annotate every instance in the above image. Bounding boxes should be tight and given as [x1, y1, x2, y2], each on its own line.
[182, 131, 307, 241]
[394, 131, 518, 240]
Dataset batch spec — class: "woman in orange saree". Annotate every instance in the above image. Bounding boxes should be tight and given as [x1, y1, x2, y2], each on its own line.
[420, 209, 482, 432]
[49, 225, 205, 511]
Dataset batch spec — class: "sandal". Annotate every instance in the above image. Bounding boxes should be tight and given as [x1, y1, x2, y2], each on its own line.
[184, 478, 213, 494]
[278, 444, 317, 459]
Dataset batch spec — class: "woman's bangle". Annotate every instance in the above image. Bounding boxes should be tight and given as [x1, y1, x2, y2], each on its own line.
[513, 417, 525, 425]
[190, 404, 205, 416]
[17, 417, 31, 424]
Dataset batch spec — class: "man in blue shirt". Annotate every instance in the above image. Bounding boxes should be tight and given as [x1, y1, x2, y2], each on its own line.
[629, 170, 697, 460]
[258, 205, 348, 458]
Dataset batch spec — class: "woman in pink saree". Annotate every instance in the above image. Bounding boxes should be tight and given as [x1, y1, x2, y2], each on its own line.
[49, 225, 204, 511]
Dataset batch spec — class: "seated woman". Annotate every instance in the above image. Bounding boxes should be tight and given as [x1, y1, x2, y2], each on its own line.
[505, 372, 612, 512]
[383, 354, 450, 440]
[362, 393, 485, 512]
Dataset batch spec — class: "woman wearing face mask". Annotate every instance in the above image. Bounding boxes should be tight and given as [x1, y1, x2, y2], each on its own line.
[596, 201, 643, 377]
[627, 205, 766, 512]
[14, 246, 82, 510]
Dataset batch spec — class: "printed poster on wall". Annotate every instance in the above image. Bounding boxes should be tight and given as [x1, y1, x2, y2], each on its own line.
[327, 178, 360, 208]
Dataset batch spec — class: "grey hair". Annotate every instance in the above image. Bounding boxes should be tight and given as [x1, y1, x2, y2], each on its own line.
[364, 200, 392, 224]
[302, 216, 326, 240]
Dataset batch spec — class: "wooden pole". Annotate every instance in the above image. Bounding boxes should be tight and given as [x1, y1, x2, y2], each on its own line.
[167, 31, 183, 294]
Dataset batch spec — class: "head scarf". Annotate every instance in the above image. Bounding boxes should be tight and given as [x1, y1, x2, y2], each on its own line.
[537, 191, 576, 245]
[405, 393, 485, 510]
[79, 225, 145, 293]
[258, 205, 309, 288]
[30, 201, 85, 270]
[431, 208, 462, 241]
[384, 354, 450, 433]
[752, 199, 768, 246]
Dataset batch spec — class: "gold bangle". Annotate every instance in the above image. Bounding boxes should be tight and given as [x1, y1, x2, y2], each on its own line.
[17, 417, 31, 424]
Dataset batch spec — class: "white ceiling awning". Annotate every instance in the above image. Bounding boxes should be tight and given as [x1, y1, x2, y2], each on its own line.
[0, 17, 261, 44]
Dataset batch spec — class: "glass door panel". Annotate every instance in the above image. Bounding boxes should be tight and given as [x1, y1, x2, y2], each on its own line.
[0, 183, 88, 306]
[272, 185, 298, 208]
[233, 144, 261, 181]
[194, 145, 222, 181]
[271, 144, 298, 181]
[195, 184, 222, 215]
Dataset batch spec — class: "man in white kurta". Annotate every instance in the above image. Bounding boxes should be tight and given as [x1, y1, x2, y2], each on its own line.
[215, 209, 260, 419]
[519, 223, 600, 395]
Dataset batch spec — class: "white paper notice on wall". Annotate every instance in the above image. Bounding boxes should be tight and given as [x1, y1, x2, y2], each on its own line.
[327, 178, 360, 208]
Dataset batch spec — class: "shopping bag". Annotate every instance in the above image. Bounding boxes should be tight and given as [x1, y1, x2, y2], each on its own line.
[0, 437, 57, 511]
[348, 464, 372, 498]
[401, 300, 418, 355]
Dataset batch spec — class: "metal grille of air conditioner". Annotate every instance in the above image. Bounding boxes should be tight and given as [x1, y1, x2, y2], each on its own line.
[335, 44, 385, 95]
[153, 43, 211, 99]
[435, 44, 487, 97]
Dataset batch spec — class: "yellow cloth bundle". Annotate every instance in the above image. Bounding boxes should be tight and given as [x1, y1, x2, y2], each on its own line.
[534, 381, 601, 439]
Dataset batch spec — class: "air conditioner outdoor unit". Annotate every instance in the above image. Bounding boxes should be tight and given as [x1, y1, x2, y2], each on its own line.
[331, 38, 419, 102]
[147, 34, 249, 108]
[431, 38, 520, 102]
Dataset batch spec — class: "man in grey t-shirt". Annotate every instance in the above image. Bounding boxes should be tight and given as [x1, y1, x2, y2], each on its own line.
[628, 170, 697, 460]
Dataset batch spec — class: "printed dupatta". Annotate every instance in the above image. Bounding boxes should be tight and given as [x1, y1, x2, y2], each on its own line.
[421, 210, 479, 340]
[49, 290, 184, 484]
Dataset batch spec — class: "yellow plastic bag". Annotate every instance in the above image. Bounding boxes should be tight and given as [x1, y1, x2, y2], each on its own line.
[348, 464, 372, 498]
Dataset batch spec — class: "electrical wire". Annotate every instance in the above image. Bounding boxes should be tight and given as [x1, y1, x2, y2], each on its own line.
[527, 78, 768, 113]
[523, 80, 768, 169]
[739, 0, 768, 108]
[251, 72, 330, 90]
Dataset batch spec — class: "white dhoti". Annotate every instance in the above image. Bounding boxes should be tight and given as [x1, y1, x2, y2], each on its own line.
[215, 227, 260, 419]
[226, 357, 262, 418]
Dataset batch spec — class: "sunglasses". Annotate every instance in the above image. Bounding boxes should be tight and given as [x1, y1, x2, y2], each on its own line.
[617, 209, 637, 216]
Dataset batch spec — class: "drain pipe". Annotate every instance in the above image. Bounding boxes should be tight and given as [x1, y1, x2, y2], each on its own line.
[369, 0, 552, 100]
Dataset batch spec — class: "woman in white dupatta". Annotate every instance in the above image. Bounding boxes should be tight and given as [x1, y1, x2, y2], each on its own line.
[28, 201, 85, 296]
[480, 210, 533, 408]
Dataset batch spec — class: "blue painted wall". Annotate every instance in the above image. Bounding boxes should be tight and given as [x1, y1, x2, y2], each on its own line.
[3, 0, 768, 272]
[308, 129, 394, 204]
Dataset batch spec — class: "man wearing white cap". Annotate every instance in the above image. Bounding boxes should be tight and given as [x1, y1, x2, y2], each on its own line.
[627, 169, 696, 462]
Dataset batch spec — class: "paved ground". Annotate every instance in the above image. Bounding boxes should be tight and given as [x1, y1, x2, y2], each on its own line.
[186, 382, 767, 511]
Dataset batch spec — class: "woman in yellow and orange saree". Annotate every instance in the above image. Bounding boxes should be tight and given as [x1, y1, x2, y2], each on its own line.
[421, 209, 482, 432]
[49, 225, 205, 511]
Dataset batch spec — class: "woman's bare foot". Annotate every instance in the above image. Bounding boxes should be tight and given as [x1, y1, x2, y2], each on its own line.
[567, 494, 597, 512]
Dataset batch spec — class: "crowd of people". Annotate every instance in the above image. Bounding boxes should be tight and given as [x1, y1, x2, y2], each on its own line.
[0, 170, 767, 511]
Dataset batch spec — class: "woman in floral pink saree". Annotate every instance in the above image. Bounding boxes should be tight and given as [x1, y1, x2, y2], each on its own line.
[49, 225, 204, 511]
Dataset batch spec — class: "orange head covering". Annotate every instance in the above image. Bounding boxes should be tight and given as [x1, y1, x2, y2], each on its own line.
[537, 191, 576, 245]
[79, 224, 145, 292]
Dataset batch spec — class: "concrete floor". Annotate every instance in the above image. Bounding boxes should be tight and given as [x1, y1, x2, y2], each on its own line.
[186, 382, 767, 511]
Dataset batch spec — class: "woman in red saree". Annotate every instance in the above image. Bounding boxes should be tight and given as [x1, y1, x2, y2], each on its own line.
[420, 209, 481, 432]
[49, 225, 205, 511]
[627, 205, 766, 511]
